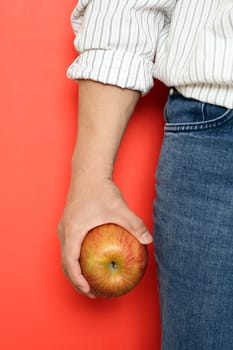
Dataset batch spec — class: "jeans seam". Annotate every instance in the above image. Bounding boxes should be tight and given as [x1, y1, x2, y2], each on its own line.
[165, 109, 232, 132]
[201, 103, 205, 121]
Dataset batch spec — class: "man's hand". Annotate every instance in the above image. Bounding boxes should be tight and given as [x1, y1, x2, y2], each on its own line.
[57, 178, 153, 298]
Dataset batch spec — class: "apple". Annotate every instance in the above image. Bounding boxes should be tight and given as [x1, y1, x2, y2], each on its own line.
[80, 223, 148, 298]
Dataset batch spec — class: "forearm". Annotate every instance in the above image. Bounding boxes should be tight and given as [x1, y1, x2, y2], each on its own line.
[59, 80, 152, 297]
[70, 80, 140, 187]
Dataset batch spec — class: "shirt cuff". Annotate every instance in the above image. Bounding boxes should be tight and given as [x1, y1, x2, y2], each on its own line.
[67, 49, 154, 96]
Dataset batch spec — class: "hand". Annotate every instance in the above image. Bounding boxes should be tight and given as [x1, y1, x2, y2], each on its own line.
[57, 178, 153, 298]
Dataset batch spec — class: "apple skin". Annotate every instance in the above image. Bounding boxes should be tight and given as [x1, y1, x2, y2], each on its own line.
[80, 223, 148, 298]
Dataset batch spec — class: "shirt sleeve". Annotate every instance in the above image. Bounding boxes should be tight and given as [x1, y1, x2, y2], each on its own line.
[67, 0, 176, 95]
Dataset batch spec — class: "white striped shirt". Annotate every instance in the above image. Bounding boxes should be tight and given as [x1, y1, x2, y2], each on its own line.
[67, 0, 233, 108]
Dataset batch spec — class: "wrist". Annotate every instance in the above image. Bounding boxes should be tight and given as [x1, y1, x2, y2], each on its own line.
[71, 156, 114, 181]
[65, 170, 115, 205]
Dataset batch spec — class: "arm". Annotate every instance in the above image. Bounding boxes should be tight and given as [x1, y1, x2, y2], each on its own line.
[58, 0, 176, 297]
[58, 80, 153, 298]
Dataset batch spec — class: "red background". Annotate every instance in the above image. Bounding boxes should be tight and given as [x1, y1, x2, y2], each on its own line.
[0, 1, 167, 349]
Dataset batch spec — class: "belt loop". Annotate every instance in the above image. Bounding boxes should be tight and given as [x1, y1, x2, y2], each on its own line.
[169, 87, 175, 95]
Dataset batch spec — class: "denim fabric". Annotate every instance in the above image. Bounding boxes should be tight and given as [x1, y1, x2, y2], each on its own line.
[153, 90, 233, 350]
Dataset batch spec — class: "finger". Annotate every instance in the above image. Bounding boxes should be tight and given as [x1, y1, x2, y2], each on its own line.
[73, 277, 96, 298]
[62, 256, 96, 298]
[63, 233, 96, 290]
[116, 208, 153, 244]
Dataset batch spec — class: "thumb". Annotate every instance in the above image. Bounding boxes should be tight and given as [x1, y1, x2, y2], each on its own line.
[117, 208, 153, 245]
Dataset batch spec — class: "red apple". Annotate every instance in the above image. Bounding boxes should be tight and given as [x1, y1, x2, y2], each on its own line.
[80, 223, 148, 298]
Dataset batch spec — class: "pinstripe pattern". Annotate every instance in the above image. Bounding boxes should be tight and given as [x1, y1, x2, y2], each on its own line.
[67, 0, 233, 108]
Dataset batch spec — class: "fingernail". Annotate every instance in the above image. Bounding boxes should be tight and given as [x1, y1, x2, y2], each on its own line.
[141, 232, 153, 244]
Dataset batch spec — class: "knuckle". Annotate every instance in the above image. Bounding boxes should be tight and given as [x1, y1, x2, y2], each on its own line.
[61, 255, 72, 273]
[61, 263, 68, 276]
[57, 220, 79, 243]
[57, 221, 64, 238]
[61, 259, 68, 274]
[129, 218, 145, 235]
[73, 283, 84, 293]
[62, 220, 80, 236]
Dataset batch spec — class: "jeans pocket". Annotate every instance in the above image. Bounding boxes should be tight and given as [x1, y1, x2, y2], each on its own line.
[164, 91, 233, 132]
[202, 103, 231, 121]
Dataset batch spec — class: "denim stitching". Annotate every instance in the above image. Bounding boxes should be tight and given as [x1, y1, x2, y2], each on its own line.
[165, 109, 232, 132]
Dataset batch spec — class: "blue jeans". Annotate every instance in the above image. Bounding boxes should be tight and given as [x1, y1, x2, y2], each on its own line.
[153, 89, 233, 350]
